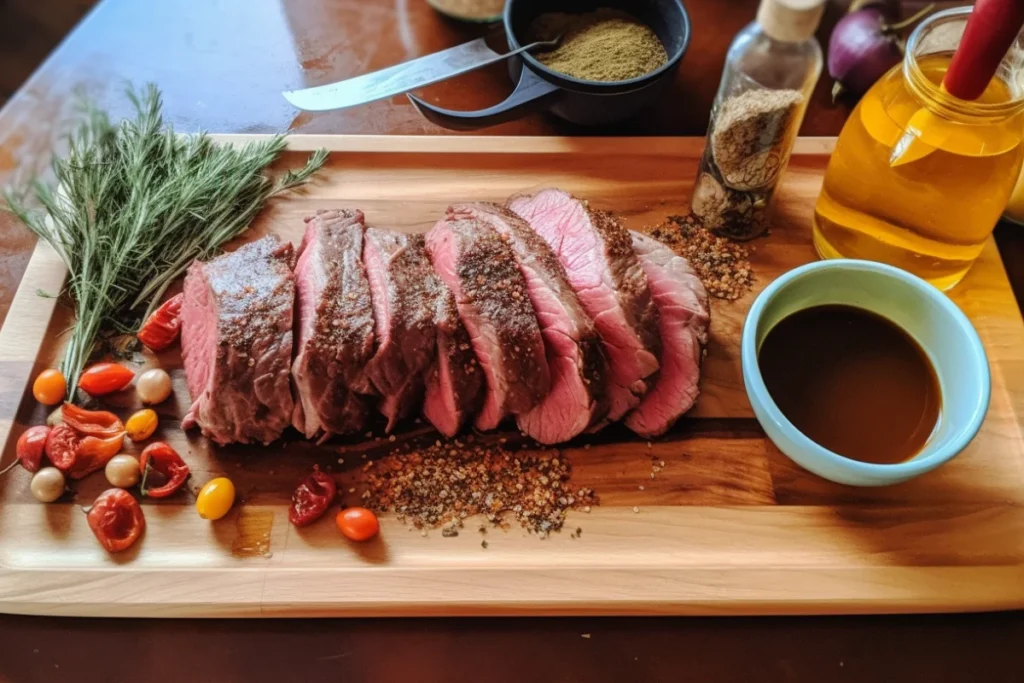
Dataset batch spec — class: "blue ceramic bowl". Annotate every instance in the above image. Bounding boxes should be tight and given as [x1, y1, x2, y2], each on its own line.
[741, 260, 990, 486]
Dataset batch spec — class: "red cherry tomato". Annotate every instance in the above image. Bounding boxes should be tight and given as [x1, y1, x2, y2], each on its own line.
[138, 442, 190, 498]
[78, 362, 135, 397]
[289, 467, 337, 527]
[87, 488, 145, 553]
[45, 423, 124, 479]
[61, 403, 125, 437]
[137, 293, 184, 351]
[335, 507, 379, 542]
[15, 426, 50, 473]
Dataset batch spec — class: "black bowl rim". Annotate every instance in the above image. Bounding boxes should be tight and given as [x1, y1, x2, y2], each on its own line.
[503, 0, 691, 93]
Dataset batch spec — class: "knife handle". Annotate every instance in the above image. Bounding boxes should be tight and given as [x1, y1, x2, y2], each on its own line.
[408, 67, 562, 131]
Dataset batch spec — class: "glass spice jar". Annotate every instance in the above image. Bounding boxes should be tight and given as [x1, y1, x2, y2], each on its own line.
[693, 0, 823, 241]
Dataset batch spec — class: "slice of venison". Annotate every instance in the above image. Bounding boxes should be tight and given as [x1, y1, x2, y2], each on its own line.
[449, 202, 608, 444]
[425, 214, 550, 431]
[507, 189, 660, 425]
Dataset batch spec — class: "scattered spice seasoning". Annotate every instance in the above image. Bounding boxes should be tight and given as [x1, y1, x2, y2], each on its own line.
[361, 438, 598, 537]
[531, 9, 668, 82]
[695, 88, 804, 240]
[648, 214, 755, 301]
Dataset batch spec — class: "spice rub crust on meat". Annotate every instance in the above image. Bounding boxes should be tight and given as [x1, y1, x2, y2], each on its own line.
[291, 210, 377, 440]
[181, 235, 296, 445]
[425, 214, 550, 431]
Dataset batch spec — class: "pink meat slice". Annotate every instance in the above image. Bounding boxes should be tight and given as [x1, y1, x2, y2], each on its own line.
[449, 202, 607, 444]
[291, 210, 376, 440]
[507, 189, 661, 425]
[181, 235, 296, 445]
[625, 231, 711, 437]
[422, 281, 483, 437]
[363, 228, 437, 433]
[425, 214, 550, 431]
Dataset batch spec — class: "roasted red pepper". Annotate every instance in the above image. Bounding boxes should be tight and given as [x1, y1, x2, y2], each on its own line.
[289, 466, 337, 527]
[13, 426, 50, 473]
[88, 488, 145, 553]
[139, 442, 190, 498]
[137, 294, 184, 351]
[45, 423, 124, 479]
[61, 403, 125, 438]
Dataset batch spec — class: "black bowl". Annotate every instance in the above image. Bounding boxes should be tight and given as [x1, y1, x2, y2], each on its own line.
[409, 0, 690, 130]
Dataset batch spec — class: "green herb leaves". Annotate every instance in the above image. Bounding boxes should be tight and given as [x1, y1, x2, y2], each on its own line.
[3, 84, 327, 391]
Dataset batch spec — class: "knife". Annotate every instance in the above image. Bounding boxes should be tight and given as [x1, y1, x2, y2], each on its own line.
[283, 37, 561, 112]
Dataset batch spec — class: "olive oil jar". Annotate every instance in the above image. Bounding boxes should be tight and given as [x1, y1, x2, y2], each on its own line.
[813, 7, 1024, 290]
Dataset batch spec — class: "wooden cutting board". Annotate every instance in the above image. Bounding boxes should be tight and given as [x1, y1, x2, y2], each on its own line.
[1, 136, 1022, 617]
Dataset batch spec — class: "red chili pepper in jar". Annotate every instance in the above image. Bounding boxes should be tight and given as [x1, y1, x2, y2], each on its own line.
[289, 466, 337, 527]
[137, 294, 184, 351]
[139, 442, 190, 498]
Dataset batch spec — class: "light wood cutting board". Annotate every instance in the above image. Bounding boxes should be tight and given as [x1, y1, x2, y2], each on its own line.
[0, 136, 1022, 617]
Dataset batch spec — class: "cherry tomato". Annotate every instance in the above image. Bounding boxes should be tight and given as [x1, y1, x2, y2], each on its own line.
[335, 507, 380, 542]
[139, 442, 190, 498]
[137, 294, 183, 351]
[45, 424, 124, 479]
[78, 362, 135, 397]
[61, 403, 125, 437]
[15, 426, 50, 473]
[288, 467, 336, 527]
[32, 369, 66, 405]
[196, 477, 236, 521]
[125, 409, 158, 442]
[87, 488, 145, 553]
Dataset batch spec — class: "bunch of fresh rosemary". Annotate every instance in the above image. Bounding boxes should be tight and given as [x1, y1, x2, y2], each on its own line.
[4, 84, 327, 390]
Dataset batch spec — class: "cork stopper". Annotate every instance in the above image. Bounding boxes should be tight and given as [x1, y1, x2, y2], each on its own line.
[756, 0, 825, 42]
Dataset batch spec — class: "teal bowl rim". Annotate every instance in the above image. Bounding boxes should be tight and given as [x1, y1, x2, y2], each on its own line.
[740, 259, 992, 480]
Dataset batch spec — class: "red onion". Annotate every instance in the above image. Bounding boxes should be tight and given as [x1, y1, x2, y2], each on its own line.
[828, 4, 935, 101]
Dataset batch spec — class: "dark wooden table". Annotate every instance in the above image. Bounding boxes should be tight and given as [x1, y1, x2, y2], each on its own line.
[0, 1, 1022, 681]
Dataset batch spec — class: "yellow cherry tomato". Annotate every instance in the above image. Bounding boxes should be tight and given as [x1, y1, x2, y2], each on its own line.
[196, 477, 236, 521]
[124, 409, 158, 442]
[32, 369, 67, 406]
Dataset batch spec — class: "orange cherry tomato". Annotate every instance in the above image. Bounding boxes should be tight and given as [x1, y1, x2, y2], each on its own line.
[78, 363, 135, 397]
[61, 404, 125, 437]
[335, 507, 379, 542]
[87, 488, 145, 553]
[32, 369, 66, 405]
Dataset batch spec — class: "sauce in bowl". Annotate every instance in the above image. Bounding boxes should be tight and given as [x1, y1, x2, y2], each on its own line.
[758, 304, 941, 465]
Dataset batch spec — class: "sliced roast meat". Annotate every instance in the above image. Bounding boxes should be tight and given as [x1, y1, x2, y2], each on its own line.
[625, 232, 711, 437]
[507, 189, 661, 424]
[291, 210, 376, 440]
[422, 281, 483, 437]
[425, 214, 550, 431]
[181, 235, 296, 445]
[448, 202, 607, 444]
[363, 228, 437, 432]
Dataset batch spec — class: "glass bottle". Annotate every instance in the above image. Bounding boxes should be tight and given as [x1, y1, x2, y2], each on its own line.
[813, 6, 1024, 290]
[693, 0, 823, 240]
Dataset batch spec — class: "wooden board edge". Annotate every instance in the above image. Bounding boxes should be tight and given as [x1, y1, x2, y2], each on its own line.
[206, 134, 838, 157]
[0, 240, 67, 459]
[0, 564, 1021, 618]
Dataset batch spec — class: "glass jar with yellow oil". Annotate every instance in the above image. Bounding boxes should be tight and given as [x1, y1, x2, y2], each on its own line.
[814, 7, 1024, 290]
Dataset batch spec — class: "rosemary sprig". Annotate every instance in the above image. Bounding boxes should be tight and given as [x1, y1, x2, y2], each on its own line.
[3, 84, 327, 392]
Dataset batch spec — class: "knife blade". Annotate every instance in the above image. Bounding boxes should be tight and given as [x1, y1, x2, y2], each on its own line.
[283, 37, 559, 112]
